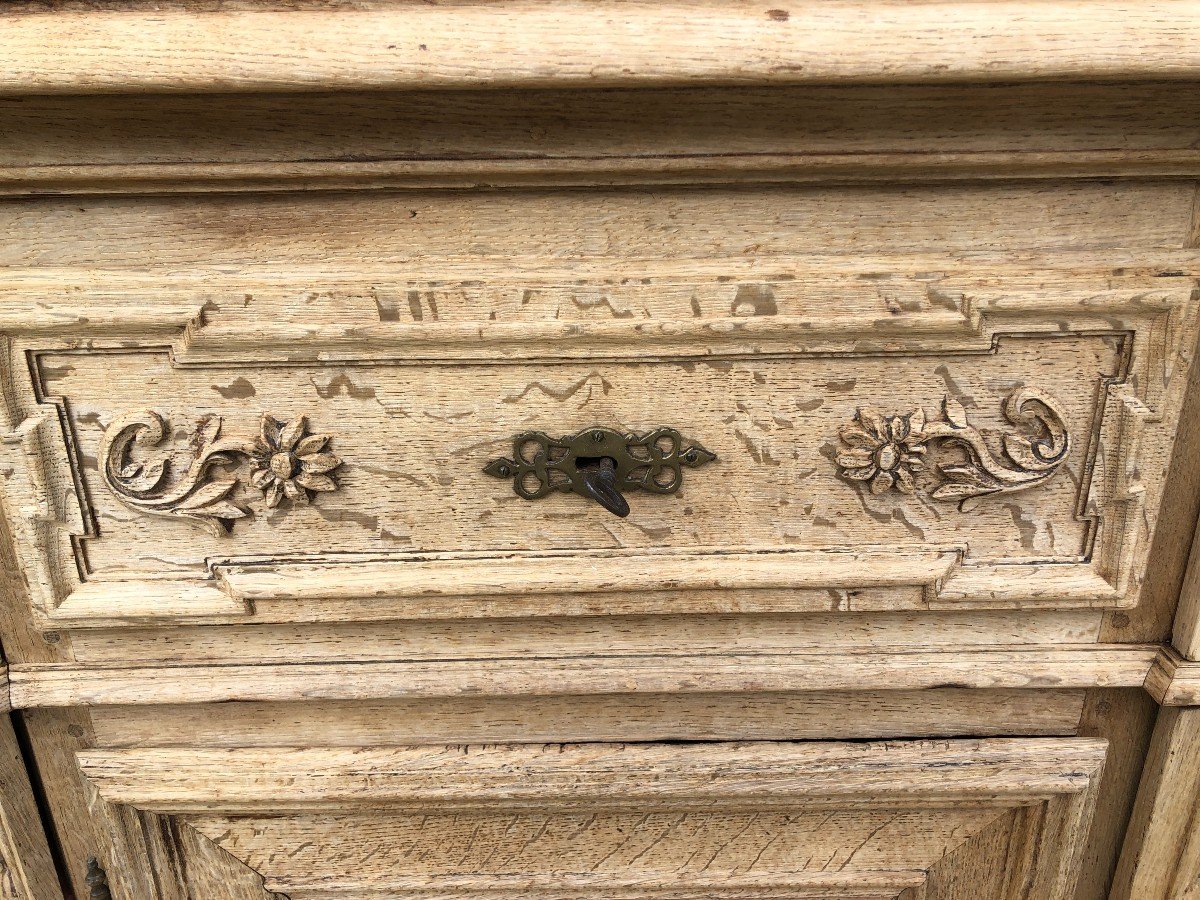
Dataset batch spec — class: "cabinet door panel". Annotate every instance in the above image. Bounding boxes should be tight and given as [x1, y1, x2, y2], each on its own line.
[78, 738, 1105, 899]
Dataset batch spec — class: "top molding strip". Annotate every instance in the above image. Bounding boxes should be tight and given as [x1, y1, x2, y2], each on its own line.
[4, 2, 1200, 96]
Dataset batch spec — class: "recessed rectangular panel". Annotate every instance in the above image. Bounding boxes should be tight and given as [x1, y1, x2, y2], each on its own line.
[78, 738, 1107, 899]
[1, 264, 1194, 625]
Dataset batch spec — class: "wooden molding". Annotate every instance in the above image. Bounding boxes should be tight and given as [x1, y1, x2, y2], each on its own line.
[7, 645, 1160, 709]
[78, 737, 1109, 814]
[1142, 646, 1200, 706]
[6, 149, 1200, 195]
[6, 82, 1200, 194]
[4, 2, 1200, 96]
[74, 737, 1107, 898]
[12, 643, 1200, 711]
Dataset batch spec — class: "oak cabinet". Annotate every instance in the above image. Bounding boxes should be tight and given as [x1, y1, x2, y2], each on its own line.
[2, 3, 1200, 899]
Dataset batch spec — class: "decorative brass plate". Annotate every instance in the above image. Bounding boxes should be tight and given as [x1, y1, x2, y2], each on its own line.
[484, 426, 716, 517]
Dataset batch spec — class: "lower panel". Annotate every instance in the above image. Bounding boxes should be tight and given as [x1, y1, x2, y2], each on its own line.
[77, 738, 1107, 899]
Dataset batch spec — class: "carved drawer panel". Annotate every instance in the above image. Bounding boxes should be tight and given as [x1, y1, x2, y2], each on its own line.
[0, 261, 1195, 630]
[77, 737, 1106, 899]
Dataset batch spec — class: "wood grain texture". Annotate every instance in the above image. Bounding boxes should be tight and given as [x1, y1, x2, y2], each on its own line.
[4, 2, 1200, 95]
[64, 610, 1105, 666]
[1, 186, 1194, 271]
[78, 737, 1109, 812]
[1072, 688, 1160, 900]
[2, 255, 1194, 635]
[7, 646, 1160, 709]
[75, 738, 1106, 899]
[1112, 708, 1200, 899]
[0, 48, 1198, 897]
[1143, 647, 1200, 706]
[1120, 182, 1200, 647]
[0, 713, 62, 899]
[15, 707, 152, 900]
[8, 83, 1200, 193]
[6, 83, 1198, 166]
[0, 494, 69, 666]
[1172, 505, 1200, 658]
[85, 690, 1089, 748]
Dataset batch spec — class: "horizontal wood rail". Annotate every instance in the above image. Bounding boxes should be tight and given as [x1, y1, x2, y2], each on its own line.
[3, 2, 1200, 96]
[8, 645, 1164, 709]
[6, 150, 1200, 195]
[78, 738, 1109, 814]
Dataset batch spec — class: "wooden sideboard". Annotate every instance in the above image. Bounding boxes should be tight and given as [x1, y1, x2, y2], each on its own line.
[3, 3, 1200, 898]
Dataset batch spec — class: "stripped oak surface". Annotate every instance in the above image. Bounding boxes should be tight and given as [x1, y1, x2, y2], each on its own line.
[4, 2, 1200, 94]
[75, 738, 1106, 899]
[0, 25, 1198, 899]
[1113, 707, 1200, 899]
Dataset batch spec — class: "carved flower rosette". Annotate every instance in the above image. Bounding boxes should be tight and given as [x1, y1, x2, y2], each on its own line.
[836, 388, 1070, 511]
[100, 411, 342, 536]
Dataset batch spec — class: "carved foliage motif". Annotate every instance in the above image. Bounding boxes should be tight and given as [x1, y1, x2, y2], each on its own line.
[837, 388, 1070, 511]
[100, 411, 342, 536]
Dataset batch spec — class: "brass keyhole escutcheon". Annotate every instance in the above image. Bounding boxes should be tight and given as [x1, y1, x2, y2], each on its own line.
[484, 426, 716, 517]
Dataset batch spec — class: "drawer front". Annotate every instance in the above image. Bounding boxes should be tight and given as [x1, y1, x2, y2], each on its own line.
[77, 737, 1106, 899]
[0, 261, 1194, 630]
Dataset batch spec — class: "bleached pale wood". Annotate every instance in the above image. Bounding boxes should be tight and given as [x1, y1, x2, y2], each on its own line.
[1073, 689, 1161, 900]
[4, 2, 1200, 96]
[1141, 647, 1200, 706]
[217, 549, 959, 604]
[1112, 708, 1200, 899]
[0, 713, 62, 899]
[1, 184, 1193, 271]
[13, 708, 133, 900]
[2, 256, 1193, 634]
[74, 738, 1105, 898]
[86, 690, 1089, 748]
[1172, 518, 1200, 659]
[107, 803, 278, 900]
[65, 610, 1104, 666]
[78, 737, 1109, 813]
[17, 705, 278, 899]
[8, 646, 1159, 709]
[0, 38, 1196, 896]
[1160, 188, 1200, 654]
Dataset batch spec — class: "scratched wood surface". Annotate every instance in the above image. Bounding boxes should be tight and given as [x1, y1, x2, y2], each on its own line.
[37, 340, 1118, 558]
[3, 254, 1195, 633]
[72, 738, 1105, 899]
[83, 689, 1089, 747]
[0, 9, 1199, 896]
[5, 1, 1200, 95]
[6, 82, 1200, 194]
[2, 183, 1195, 269]
[0, 712, 61, 899]
[1111, 708, 1200, 899]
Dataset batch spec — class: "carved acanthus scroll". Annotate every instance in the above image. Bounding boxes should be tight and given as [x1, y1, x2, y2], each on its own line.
[100, 411, 342, 536]
[836, 388, 1070, 511]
